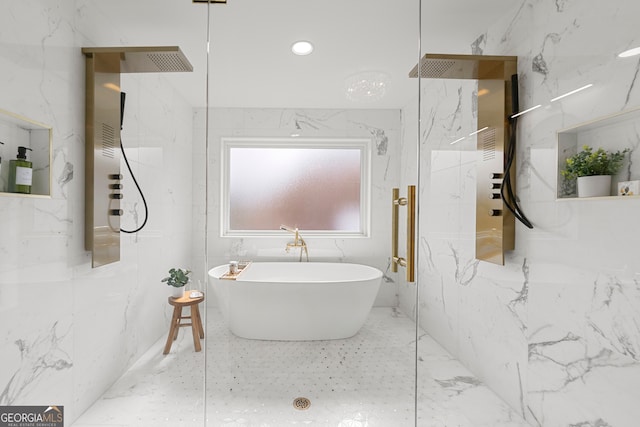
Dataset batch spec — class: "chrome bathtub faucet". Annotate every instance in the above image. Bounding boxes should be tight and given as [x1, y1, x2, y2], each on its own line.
[280, 224, 309, 262]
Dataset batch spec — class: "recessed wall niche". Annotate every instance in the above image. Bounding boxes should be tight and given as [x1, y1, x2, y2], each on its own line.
[0, 108, 52, 197]
[557, 107, 640, 199]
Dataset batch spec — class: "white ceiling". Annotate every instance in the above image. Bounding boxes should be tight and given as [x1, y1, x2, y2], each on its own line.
[85, 0, 518, 109]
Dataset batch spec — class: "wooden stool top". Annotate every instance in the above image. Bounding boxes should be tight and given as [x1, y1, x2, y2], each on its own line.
[168, 292, 204, 307]
[164, 291, 205, 355]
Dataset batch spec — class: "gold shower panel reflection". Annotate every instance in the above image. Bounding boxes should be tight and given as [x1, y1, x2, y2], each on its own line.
[410, 53, 517, 265]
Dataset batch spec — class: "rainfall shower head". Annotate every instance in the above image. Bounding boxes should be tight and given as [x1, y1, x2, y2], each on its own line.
[81, 46, 193, 73]
[409, 53, 515, 80]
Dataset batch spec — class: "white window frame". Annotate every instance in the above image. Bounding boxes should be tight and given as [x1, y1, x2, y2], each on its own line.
[220, 137, 372, 238]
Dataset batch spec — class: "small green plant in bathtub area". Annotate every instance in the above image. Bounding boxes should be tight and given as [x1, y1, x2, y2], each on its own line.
[161, 268, 191, 287]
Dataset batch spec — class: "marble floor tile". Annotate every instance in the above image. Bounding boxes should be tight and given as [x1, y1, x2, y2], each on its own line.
[72, 308, 528, 427]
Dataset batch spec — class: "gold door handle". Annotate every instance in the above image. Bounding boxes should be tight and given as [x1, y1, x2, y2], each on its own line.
[392, 185, 416, 282]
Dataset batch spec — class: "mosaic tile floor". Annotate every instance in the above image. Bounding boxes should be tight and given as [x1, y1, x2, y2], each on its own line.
[72, 308, 529, 427]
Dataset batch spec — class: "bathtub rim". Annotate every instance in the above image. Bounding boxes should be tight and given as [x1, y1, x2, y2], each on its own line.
[207, 261, 384, 341]
[208, 261, 383, 283]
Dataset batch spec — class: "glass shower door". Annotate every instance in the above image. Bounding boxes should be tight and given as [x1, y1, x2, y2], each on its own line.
[203, 0, 422, 425]
[413, 1, 534, 426]
[415, 1, 640, 426]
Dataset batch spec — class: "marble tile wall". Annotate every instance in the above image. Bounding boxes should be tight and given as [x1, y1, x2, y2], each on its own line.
[6, 0, 640, 426]
[0, 1, 197, 423]
[193, 108, 402, 307]
[401, 0, 640, 425]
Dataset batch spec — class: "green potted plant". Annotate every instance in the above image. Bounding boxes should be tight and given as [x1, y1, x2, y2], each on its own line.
[561, 145, 629, 197]
[162, 267, 191, 298]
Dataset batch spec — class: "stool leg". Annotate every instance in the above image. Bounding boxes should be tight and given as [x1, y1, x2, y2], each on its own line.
[172, 307, 183, 341]
[193, 304, 204, 339]
[163, 306, 181, 355]
[190, 306, 202, 352]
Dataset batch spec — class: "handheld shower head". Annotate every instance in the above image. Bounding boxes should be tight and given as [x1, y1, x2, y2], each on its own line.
[120, 91, 126, 130]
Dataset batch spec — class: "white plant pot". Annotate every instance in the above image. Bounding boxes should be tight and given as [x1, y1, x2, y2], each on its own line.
[170, 286, 185, 298]
[577, 175, 612, 198]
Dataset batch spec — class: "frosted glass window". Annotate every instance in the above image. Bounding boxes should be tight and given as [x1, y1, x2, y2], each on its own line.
[222, 138, 371, 236]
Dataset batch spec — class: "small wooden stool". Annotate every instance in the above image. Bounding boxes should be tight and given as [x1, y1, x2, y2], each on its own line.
[163, 292, 205, 355]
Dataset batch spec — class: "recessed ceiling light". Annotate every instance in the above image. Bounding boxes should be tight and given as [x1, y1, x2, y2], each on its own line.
[468, 127, 489, 136]
[618, 46, 640, 58]
[510, 104, 542, 119]
[291, 41, 314, 56]
[550, 83, 593, 102]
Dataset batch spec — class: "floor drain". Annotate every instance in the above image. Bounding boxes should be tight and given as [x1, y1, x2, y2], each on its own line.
[293, 397, 311, 410]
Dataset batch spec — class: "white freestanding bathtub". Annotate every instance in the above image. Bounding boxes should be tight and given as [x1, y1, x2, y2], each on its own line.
[208, 262, 383, 341]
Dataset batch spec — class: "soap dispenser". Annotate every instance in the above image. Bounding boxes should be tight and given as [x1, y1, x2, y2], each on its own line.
[8, 146, 33, 194]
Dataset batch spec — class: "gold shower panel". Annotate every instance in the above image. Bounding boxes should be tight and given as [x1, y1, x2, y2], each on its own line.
[82, 46, 193, 268]
[410, 54, 517, 265]
[83, 50, 122, 268]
